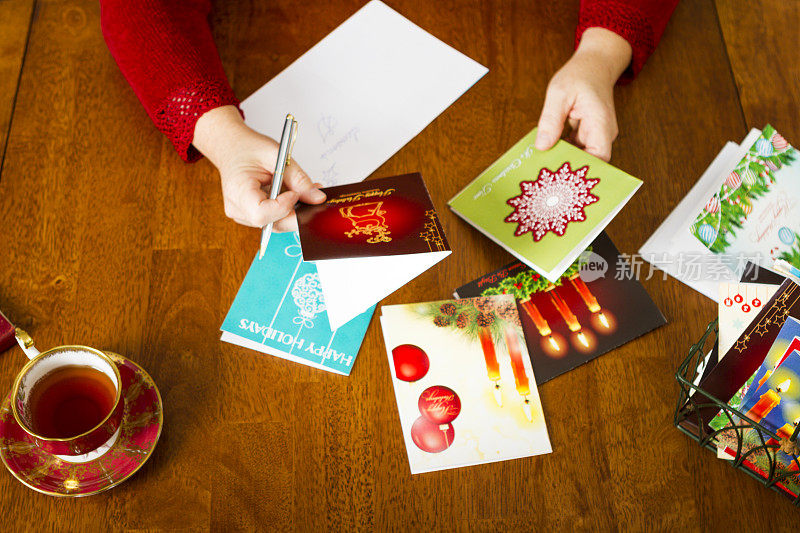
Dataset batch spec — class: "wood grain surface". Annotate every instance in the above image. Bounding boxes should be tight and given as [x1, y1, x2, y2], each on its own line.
[0, 0, 798, 530]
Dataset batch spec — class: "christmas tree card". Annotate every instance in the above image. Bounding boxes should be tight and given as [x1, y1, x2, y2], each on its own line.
[448, 127, 641, 282]
[639, 132, 762, 300]
[379, 295, 552, 473]
[296, 173, 450, 329]
[690, 125, 800, 271]
[454, 232, 666, 383]
[220, 232, 375, 375]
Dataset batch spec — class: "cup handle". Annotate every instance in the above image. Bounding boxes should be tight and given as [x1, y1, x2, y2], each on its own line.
[14, 328, 40, 359]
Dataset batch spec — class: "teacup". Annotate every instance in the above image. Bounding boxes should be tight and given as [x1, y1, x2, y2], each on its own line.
[10, 332, 124, 461]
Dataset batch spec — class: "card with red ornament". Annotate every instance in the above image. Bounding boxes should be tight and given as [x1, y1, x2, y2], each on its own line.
[380, 295, 551, 474]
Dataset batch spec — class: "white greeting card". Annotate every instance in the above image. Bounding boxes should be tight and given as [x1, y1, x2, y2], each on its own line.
[639, 129, 762, 300]
[380, 296, 551, 474]
[717, 282, 780, 356]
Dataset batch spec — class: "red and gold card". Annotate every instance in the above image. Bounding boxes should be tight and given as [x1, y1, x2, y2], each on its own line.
[295, 173, 451, 330]
[296, 173, 449, 260]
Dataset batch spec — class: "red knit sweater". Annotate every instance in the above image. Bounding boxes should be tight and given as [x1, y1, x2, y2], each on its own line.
[101, 0, 679, 163]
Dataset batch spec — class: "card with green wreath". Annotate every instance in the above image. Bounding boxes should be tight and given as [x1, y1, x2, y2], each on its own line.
[691, 125, 800, 269]
[448, 128, 642, 282]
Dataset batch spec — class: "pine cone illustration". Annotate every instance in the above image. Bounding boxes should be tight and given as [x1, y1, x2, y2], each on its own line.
[433, 315, 451, 327]
[495, 300, 520, 326]
[475, 312, 495, 327]
[473, 297, 494, 314]
[455, 313, 469, 329]
[439, 302, 457, 316]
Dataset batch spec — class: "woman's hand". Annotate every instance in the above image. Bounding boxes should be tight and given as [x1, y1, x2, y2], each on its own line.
[535, 28, 633, 162]
[192, 105, 326, 230]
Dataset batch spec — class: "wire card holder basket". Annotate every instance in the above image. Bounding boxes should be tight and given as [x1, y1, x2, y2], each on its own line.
[675, 319, 800, 505]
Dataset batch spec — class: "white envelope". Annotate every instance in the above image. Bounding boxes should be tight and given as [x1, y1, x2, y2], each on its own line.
[240, 0, 488, 188]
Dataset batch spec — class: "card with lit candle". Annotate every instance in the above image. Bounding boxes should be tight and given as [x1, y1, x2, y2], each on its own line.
[687, 278, 800, 432]
[711, 317, 800, 495]
[296, 173, 450, 330]
[379, 295, 552, 474]
[454, 232, 666, 383]
[448, 127, 641, 282]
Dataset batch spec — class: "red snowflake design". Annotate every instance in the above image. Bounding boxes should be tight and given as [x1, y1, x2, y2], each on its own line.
[505, 162, 599, 241]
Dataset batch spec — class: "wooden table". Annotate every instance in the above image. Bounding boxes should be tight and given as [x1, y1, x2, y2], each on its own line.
[1, 0, 798, 529]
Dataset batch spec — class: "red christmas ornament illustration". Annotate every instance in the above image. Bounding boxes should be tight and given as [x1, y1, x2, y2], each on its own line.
[391, 344, 430, 382]
[752, 298, 762, 308]
[734, 293, 743, 304]
[772, 133, 788, 150]
[705, 195, 721, 214]
[742, 304, 751, 313]
[725, 171, 741, 190]
[410, 416, 454, 453]
[724, 297, 733, 307]
[418, 385, 461, 425]
[505, 162, 599, 241]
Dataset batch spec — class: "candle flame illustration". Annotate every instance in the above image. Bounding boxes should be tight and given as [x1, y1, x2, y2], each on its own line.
[522, 399, 533, 422]
[777, 379, 791, 393]
[598, 312, 609, 329]
[492, 383, 503, 407]
[548, 335, 560, 351]
[577, 331, 589, 348]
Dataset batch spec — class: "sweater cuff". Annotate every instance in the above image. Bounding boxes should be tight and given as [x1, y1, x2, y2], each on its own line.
[576, 1, 655, 85]
[154, 78, 241, 162]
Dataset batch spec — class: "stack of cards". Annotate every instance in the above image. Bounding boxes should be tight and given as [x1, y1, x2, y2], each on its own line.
[641, 125, 800, 300]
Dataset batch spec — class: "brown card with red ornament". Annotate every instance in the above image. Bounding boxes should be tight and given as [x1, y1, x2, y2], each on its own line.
[455, 232, 666, 384]
[295, 173, 451, 331]
[380, 295, 551, 474]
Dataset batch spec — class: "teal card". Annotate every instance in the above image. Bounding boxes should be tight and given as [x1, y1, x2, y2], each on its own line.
[221, 232, 375, 375]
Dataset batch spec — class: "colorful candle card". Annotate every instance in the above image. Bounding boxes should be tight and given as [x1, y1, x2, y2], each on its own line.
[454, 232, 666, 383]
[448, 128, 641, 282]
[380, 295, 551, 473]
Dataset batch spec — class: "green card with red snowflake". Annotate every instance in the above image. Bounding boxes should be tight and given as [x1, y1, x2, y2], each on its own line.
[448, 128, 641, 282]
[690, 125, 800, 268]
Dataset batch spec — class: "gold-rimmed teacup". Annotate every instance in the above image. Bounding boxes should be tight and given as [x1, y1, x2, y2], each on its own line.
[10, 331, 124, 460]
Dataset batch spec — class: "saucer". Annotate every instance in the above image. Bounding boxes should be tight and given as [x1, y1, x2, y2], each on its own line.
[0, 352, 163, 497]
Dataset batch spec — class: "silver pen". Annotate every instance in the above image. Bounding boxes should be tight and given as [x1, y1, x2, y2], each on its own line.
[259, 114, 298, 259]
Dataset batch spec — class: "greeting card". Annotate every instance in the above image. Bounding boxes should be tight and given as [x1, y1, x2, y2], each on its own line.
[455, 232, 665, 383]
[712, 318, 800, 496]
[296, 173, 450, 329]
[221, 232, 375, 375]
[685, 279, 800, 432]
[639, 130, 762, 300]
[380, 295, 551, 473]
[448, 127, 641, 282]
[718, 282, 780, 356]
[690, 125, 800, 270]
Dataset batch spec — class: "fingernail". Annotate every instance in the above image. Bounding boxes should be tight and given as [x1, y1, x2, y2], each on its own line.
[534, 134, 551, 150]
[311, 188, 326, 202]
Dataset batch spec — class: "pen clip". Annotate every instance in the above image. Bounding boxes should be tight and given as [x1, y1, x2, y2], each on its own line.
[286, 119, 298, 166]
